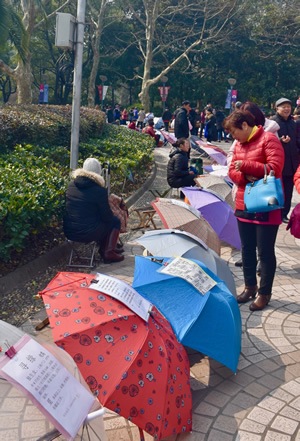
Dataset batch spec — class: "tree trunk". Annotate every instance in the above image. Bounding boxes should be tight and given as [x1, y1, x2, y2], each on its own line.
[15, 59, 33, 104]
[87, 0, 108, 108]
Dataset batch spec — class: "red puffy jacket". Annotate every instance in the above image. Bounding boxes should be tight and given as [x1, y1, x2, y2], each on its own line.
[294, 164, 300, 194]
[228, 126, 284, 224]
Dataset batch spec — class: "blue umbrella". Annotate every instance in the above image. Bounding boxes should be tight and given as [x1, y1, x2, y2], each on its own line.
[132, 256, 241, 372]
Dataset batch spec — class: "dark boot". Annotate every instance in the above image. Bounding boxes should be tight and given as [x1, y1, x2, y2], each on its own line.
[237, 285, 258, 304]
[103, 229, 125, 263]
[249, 294, 271, 311]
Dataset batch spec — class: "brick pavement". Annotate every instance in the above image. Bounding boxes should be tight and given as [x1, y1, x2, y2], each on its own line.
[1, 143, 300, 440]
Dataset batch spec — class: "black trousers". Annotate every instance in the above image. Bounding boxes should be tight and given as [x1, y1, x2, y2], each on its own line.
[237, 220, 279, 295]
[282, 175, 294, 218]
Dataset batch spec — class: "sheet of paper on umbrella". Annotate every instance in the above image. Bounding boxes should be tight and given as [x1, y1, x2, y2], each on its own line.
[89, 273, 152, 321]
[0, 335, 95, 441]
[159, 257, 217, 295]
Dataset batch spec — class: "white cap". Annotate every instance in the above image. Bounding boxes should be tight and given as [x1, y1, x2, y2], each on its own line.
[83, 158, 102, 175]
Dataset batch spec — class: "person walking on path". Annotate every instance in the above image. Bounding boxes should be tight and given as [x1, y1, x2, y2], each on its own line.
[224, 110, 284, 311]
[271, 97, 300, 223]
[174, 100, 191, 139]
[162, 107, 173, 132]
[137, 108, 146, 130]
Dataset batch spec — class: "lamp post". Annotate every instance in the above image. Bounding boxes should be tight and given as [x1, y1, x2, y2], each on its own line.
[99, 75, 107, 110]
[228, 78, 236, 112]
[161, 76, 168, 112]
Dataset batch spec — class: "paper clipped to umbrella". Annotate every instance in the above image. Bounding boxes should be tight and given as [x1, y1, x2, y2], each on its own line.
[0, 335, 95, 441]
[89, 273, 152, 321]
[159, 257, 217, 295]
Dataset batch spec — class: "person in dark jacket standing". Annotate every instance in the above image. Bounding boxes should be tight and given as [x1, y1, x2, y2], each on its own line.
[174, 101, 191, 139]
[63, 157, 124, 263]
[167, 138, 197, 188]
[272, 98, 300, 223]
[162, 107, 173, 132]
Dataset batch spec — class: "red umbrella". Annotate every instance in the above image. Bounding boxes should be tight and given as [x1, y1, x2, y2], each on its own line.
[39, 272, 192, 441]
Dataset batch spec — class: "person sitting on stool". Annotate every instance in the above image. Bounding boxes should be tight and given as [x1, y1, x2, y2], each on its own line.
[63, 157, 124, 263]
[167, 138, 197, 194]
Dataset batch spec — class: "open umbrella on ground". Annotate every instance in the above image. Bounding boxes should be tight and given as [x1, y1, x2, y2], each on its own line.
[0, 320, 107, 441]
[135, 229, 236, 296]
[133, 256, 241, 373]
[190, 136, 228, 165]
[194, 175, 234, 209]
[151, 198, 221, 255]
[39, 272, 192, 441]
[188, 136, 210, 158]
[160, 130, 177, 145]
[181, 187, 241, 250]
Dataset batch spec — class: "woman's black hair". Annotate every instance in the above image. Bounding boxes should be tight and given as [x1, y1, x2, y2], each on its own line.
[172, 137, 187, 148]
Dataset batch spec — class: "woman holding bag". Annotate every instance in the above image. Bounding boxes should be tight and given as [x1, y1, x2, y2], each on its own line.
[223, 110, 284, 311]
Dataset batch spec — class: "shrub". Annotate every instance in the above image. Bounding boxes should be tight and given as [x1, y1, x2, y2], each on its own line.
[0, 104, 106, 150]
[0, 107, 154, 261]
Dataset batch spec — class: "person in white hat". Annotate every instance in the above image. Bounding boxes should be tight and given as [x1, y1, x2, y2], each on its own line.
[271, 98, 300, 223]
[63, 157, 124, 263]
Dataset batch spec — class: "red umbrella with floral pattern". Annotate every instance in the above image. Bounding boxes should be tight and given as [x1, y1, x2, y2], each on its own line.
[39, 272, 192, 441]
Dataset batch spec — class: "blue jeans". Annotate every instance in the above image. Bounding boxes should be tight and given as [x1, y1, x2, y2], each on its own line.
[237, 220, 279, 295]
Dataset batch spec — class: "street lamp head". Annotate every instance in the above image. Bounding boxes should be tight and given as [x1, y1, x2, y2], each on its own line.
[161, 76, 168, 83]
[100, 75, 107, 83]
[228, 78, 236, 87]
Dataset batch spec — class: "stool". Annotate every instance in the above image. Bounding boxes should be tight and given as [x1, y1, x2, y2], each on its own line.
[67, 241, 98, 268]
[170, 188, 181, 198]
[132, 207, 158, 230]
[149, 188, 172, 198]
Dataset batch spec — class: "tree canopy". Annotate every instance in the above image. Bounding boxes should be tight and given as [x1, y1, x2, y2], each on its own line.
[0, 0, 299, 111]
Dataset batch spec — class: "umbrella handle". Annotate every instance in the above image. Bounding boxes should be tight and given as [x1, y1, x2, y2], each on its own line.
[84, 407, 105, 423]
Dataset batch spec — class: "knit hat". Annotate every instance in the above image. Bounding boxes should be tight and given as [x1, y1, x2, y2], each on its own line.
[275, 97, 292, 107]
[83, 158, 102, 175]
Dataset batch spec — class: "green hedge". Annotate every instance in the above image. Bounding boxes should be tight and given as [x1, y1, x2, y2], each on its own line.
[0, 104, 106, 150]
[0, 105, 154, 261]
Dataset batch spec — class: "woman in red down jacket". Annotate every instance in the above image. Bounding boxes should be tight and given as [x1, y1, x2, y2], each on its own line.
[224, 110, 284, 311]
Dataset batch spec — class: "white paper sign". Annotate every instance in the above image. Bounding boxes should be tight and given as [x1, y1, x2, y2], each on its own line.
[89, 273, 152, 321]
[0, 335, 95, 441]
[159, 257, 216, 295]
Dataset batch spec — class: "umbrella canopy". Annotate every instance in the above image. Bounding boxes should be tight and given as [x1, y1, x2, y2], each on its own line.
[0, 320, 107, 441]
[40, 272, 192, 441]
[151, 198, 221, 255]
[194, 175, 234, 209]
[190, 136, 227, 165]
[133, 256, 241, 373]
[135, 229, 236, 296]
[182, 187, 241, 250]
[160, 130, 177, 144]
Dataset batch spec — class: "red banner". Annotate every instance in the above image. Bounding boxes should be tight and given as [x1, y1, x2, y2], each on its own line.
[158, 86, 170, 102]
[97, 85, 103, 101]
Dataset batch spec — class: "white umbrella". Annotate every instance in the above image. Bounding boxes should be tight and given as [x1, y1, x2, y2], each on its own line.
[135, 229, 236, 296]
[0, 320, 107, 441]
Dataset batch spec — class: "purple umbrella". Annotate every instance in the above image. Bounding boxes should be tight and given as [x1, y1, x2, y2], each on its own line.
[190, 136, 228, 165]
[182, 187, 241, 250]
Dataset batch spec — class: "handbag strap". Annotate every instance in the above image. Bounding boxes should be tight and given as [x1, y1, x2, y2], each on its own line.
[263, 164, 268, 182]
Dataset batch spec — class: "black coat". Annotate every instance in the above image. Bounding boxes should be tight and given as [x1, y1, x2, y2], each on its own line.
[175, 107, 190, 139]
[272, 113, 300, 176]
[167, 148, 190, 187]
[63, 170, 114, 242]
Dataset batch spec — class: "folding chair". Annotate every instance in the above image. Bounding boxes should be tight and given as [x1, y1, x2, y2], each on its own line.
[67, 241, 98, 268]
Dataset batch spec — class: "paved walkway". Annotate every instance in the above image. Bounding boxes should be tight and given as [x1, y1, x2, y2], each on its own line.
[1, 143, 300, 440]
